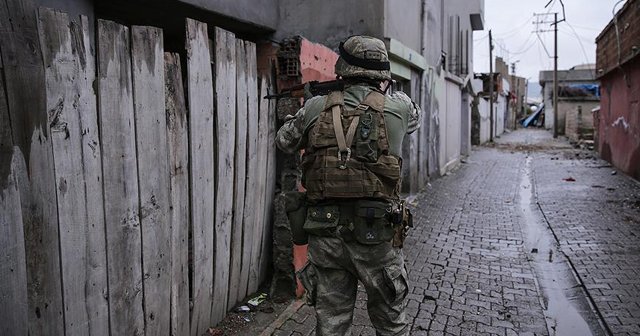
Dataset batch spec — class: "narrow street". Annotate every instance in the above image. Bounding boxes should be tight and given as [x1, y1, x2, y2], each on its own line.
[268, 128, 640, 336]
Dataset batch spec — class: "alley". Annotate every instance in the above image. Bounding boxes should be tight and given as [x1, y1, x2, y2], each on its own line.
[268, 129, 640, 336]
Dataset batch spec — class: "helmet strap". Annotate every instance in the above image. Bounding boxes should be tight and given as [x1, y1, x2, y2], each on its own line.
[339, 42, 391, 71]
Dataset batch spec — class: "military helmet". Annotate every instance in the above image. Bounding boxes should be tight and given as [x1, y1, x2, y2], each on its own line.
[335, 35, 391, 80]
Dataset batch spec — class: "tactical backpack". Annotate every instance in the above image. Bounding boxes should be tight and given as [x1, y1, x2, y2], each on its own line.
[301, 90, 402, 201]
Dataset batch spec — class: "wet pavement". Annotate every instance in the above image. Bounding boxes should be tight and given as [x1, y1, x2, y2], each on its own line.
[262, 128, 640, 336]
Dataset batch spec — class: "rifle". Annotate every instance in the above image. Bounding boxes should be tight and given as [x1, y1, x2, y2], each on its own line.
[264, 79, 345, 100]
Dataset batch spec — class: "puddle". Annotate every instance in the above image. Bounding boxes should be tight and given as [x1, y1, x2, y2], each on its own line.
[520, 156, 605, 336]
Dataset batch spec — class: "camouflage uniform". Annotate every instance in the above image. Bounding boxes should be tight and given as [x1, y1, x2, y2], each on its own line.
[275, 36, 420, 336]
[276, 86, 420, 157]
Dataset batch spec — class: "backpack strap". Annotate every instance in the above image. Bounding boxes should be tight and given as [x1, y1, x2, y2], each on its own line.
[332, 105, 360, 168]
[324, 91, 344, 109]
[359, 90, 385, 113]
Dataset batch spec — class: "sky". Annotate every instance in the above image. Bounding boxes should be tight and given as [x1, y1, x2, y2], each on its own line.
[473, 0, 626, 98]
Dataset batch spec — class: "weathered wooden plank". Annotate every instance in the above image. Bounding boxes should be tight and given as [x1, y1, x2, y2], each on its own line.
[259, 75, 277, 284]
[164, 52, 190, 336]
[228, 38, 247, 308]
[240, 41, 259, 298]
[0, 1, 11, 32]
[212, 26, 236, 321]
[131, 25, 171, 336]
[38, 9, 109, 336]
[2, 0, 36, 31]
[185, 18, 215, 336]
[0, 55, 28, 336]
[73, 15, 110, 336]
[97, 19, 144, 336]
[248, 76, 270, 294]
[0, 1, 64, 334]
[0, 150, 28, 336]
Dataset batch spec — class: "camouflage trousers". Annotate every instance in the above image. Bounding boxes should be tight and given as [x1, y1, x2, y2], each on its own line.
[299, 235, 409, 336]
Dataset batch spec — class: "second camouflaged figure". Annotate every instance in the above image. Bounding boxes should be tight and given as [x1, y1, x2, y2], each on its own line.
[276, 35, 421, 336]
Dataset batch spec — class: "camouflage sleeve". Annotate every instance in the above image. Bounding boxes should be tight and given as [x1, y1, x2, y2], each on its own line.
[407, 100, 422, 134]
[275, 105, 308, 154]
[389, 91, 422, 134]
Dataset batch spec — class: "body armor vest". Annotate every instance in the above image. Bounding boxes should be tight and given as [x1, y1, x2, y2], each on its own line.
[302, 90, 402, 201]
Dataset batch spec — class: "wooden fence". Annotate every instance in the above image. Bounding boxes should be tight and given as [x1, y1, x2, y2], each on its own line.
[0, 5, 276, 336]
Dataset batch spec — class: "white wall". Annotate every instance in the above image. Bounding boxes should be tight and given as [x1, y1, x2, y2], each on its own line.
[495, 94, 506, 137]
[478, 97, 491, 144]
[440, 79, 462, 172]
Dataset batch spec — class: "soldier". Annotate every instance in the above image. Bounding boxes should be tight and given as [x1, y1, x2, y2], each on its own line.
[275, 35, 421, 336]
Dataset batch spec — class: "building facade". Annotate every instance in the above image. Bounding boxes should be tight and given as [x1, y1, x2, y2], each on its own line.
[539, 65, 599, 137]
[595, 0, 640, 179]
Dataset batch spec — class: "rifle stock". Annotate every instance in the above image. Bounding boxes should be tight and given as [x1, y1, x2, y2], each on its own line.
[264, 79, 345, 100]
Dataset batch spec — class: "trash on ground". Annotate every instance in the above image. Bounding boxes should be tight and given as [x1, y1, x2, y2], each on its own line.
[563, 177, 576, 182]
[247, 293, 267, 307]
[235, 305, 251, 313]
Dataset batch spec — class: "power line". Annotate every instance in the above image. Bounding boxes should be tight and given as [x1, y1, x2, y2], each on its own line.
[509, 39, 538, 56]
[557, 26, 596, 78]
[493, 15, 536, 39]
[536, 36, 551, 70]
[536, 30, 552, 58]
[510, 31, 536, 54]
[473, 32, 490, 44]
[558, 30, 592, 62]
[565, 23, 604, 32]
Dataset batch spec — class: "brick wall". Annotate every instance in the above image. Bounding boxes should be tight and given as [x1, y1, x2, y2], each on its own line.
[596, 0, 640, 77]
[562, 101, 598, 142]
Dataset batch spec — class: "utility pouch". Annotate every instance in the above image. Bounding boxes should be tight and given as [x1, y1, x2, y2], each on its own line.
[352, 200, 394, 245]
[304, 205, 340, 237]
[284, 191, 309, 245]
[354, 112, 379, 163]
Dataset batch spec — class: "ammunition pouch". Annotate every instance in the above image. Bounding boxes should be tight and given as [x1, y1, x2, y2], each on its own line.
[304, 204, 340, 237]
[352, 200, 395, 245]
[304, 200, 400, 245]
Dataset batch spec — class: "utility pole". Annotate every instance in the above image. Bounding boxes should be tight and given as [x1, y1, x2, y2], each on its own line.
[489, 29, 494, 142]
[511, 61, 519, 129]
[534, 11, 563, 138]
[553, 12, 558, 138]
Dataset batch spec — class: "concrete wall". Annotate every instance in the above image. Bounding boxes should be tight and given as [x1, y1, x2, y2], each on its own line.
[562, 101, 598, 142]
[424, 0, 444, 67]
[495, 94, 506, 137]
[598, 57, 640, 180]
[477, 97, 491, 144]
[180, 0, 278, 30]
[384, 0, 422, 52]
[461, 91, 471, 156]
[440, 78, 462, 172]
[443, 0, 483, 75]
[276, 0, 384, 49]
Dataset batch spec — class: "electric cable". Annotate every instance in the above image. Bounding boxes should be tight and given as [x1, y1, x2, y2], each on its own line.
[493, 15, 536, 39]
